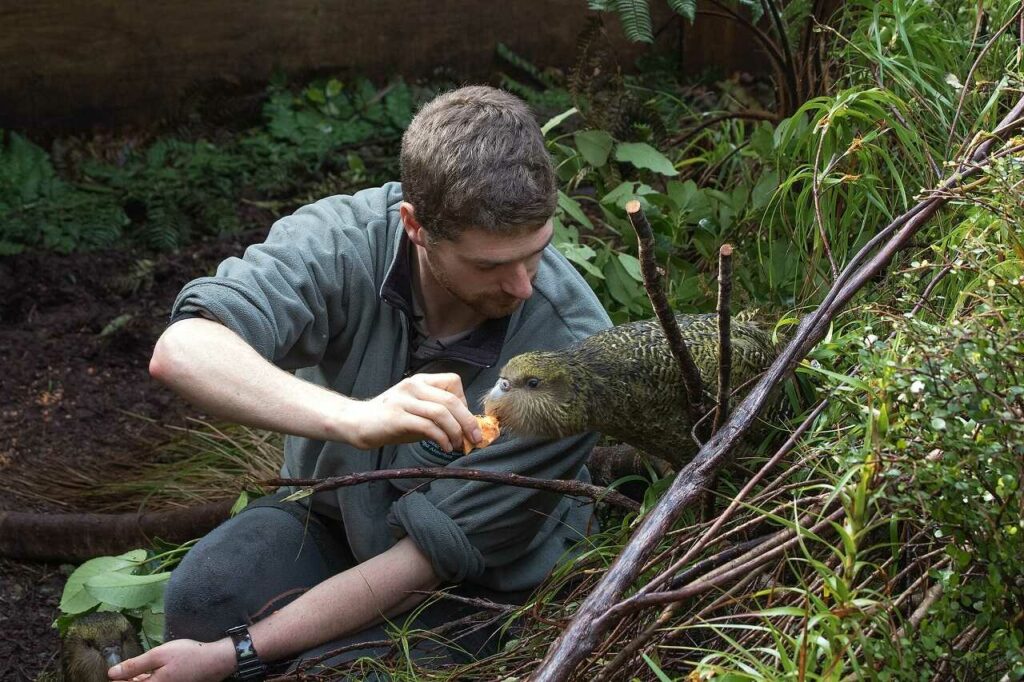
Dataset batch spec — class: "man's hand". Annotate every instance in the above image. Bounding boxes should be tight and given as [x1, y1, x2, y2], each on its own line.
[107, 638, 235, 682]
[347, 372, 482, 452]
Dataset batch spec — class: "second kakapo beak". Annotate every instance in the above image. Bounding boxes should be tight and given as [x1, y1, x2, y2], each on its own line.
[103, 645, 124, 668]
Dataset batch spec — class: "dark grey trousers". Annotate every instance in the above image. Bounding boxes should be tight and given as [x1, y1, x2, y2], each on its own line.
[164, 491, 528, 677]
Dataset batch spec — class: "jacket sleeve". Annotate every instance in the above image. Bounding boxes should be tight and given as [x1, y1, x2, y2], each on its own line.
[388, 429, 600, 585]
[170, 201, 363, 370]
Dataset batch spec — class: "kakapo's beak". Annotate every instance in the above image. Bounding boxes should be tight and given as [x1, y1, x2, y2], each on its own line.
[486, 377, 511, 404]
[103, 645, 124, 668]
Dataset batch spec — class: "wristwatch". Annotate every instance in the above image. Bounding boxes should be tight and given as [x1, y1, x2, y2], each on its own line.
[225, 624, 267, 681]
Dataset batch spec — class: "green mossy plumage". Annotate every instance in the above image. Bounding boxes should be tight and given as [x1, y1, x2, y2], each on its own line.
[485, 314, 777, 467]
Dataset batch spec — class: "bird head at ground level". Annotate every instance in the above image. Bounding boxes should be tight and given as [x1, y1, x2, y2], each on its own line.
[60, 612, 142, 682]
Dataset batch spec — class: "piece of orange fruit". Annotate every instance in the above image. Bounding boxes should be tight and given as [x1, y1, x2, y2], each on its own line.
[463, 415, 501, 455]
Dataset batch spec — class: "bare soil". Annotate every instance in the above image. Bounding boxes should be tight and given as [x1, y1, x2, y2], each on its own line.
[0, 223, 272, 678]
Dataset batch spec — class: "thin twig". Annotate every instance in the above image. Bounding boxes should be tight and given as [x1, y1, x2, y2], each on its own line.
[713, 244, 735, 433]
[946, 5, 1024, 153]
[812, 134, 840, 279]
[264, 467, 640, 512]
[761, 0, 801, 112]
[626, 199, 704, 425]
[605, 503, 845, 616]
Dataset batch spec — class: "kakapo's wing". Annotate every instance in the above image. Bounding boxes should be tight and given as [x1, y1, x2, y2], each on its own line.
[569, 314, 776, 465]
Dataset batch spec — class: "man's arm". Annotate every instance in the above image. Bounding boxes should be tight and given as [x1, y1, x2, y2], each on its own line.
[150, 317, 483, 452]
[108, 536, 440, 682]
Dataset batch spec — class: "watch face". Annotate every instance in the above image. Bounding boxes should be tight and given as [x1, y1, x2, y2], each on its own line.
[236, 636, 256, 659]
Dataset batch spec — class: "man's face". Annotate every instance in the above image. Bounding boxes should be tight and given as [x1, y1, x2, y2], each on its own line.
[422, 220, 554, 319]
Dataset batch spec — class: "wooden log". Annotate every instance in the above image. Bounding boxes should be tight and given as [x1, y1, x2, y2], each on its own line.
[0, 501, 233, 562]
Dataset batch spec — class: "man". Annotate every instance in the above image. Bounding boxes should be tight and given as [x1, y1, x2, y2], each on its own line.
[109, 85, 611, 681]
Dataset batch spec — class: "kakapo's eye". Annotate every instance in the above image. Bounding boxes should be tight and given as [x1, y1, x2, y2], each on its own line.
[526, 377, 541, 389]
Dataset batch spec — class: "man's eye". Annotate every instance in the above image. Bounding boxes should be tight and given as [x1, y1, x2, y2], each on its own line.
[526, 377, 541, 389]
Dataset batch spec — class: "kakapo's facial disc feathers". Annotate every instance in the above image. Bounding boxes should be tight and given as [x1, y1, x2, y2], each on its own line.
[486, 313, 777, 466]
[484, 351, 590, 439]
[61, 612, 142, 682]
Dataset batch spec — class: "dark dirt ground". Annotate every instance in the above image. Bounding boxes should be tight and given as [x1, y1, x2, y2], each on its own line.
[0, 223, 272, 679]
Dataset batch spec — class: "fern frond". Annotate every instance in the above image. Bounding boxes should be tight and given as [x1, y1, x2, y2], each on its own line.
[613, 0, 653, 43]
[667, 0, 697, 22]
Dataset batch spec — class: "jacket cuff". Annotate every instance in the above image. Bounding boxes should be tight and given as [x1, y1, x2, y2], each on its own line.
[390, 492, 486, 583]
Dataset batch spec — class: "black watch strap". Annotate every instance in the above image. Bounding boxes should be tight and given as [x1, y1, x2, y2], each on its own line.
[225, 624, 266, 681]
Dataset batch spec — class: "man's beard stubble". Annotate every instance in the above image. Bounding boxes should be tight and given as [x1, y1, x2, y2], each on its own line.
[425, 252, 522, 320]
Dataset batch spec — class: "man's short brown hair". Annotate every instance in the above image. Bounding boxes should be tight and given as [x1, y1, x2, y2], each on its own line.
[400, 85, 556, 242]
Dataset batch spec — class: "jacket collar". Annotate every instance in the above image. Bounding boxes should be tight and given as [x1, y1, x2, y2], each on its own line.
[379, 230, 511, 369]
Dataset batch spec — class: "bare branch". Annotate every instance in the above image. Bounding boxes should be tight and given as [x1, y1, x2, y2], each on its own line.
[265, 467, 640, 512]
[713, 244, 735, 433]
[626, 199, 704, 426]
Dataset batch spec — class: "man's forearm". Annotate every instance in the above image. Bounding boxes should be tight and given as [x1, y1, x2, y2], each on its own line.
[251, 536, 439, 663]
[150, 317, 357, 443]
[151, 317, 482, 452]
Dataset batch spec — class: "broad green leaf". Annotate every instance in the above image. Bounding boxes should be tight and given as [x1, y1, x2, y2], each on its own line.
[601, 181, 638, 207]
[574, 130, 614, 167]
[541, 107, 578, 136]
[60, 550, 148, 614]
[142, 609, 166, 646]
[601, 181, 656, 209]
[551, 216, 579, 245]
[604, 256, 644, 308]
[617, 253, 642, 282]
[557, 191, 594, 230]
[667, 180, 698, 210]
[748, 121, 777, 158]
[84, 571, 171, 610]
[614, 142, 678, 176]
[751, 170, 779, 210]
[229, 491, 250, 516]
[558, 243, 604, 279]
[384, 81, 413, 128]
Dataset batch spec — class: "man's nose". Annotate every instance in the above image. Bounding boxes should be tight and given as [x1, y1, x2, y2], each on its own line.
[502, 263, 533, 300]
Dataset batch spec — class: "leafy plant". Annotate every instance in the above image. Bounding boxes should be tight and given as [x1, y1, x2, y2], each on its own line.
[56, 546, 189, 649]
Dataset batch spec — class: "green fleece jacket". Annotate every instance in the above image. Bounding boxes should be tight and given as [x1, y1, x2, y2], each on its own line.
[171, 182, 612, 591]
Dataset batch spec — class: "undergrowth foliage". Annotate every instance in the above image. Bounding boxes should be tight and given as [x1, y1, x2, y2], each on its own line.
[0, 76, 426, 254]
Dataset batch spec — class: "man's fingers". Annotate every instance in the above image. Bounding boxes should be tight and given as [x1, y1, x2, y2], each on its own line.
[416, 372, 468, 403]
[404, 414, 453, 452]
[109, 651, 156, 680]
[404, 400, 462, 450]
[406, 381, 481, 444]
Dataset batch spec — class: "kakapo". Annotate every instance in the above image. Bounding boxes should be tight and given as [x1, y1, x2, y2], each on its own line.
[42, 612, 142, 682]
[484, 313, 778, 467]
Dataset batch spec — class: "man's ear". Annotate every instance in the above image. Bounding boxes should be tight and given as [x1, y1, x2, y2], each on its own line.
[400, 202, 429, 247]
